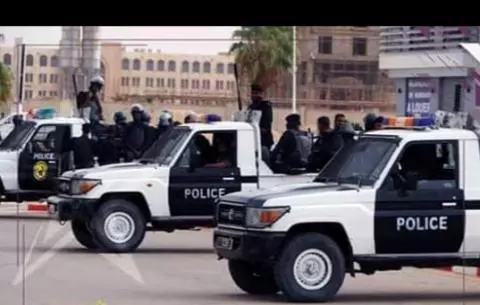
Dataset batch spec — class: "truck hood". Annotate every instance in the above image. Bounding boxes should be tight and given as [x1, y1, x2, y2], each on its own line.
[222, 182, 362, 207]
[62, 162, 160, 180]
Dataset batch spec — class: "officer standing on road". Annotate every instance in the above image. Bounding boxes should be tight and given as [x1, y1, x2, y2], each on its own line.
[271, 114, 312, 174]
[73, 124, 95, 169]
[124, 104, 148, 161]
[248, 84, 274, 150]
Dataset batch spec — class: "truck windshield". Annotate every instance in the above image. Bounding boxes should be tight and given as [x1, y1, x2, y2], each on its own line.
[0, 121, 36, 151]
[140, 126, 191, 166]
[315, 136, 398, 186]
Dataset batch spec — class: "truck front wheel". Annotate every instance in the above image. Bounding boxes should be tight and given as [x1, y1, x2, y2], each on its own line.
[71, 218, 97, 249]
[228, 260, 279, 295]
[91, 199, 146, 253]
[274, 233, 345, 302]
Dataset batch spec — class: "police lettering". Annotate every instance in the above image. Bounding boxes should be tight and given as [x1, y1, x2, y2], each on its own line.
[33, 153, 55, 161]
[184, 188, 226, 200]
[396, 216, 448, 231]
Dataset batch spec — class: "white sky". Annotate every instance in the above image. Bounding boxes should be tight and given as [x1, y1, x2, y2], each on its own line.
[0, 26, 240, 55]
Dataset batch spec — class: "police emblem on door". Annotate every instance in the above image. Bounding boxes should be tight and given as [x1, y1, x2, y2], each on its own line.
[33, 161, 48, 181]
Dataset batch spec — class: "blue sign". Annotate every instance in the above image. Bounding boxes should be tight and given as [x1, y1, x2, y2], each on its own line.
[406, 78, 434, 117]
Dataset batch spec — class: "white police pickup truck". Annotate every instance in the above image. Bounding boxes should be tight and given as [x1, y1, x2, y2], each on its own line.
[213, 111, 480, 302]
[0, 117, 84, 202]
[46, 112, 316, 253]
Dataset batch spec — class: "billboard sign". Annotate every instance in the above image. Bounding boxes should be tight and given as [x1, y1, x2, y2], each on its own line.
[406, 78, 434, 117]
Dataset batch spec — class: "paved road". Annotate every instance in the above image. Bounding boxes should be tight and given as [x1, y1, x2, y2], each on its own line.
[1, 219, 480, 305]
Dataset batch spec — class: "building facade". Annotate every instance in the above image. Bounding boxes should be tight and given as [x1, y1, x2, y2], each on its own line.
[0, 44, 237, 103]
[296, 26, 395, 113]
[379, 26, 480, 118]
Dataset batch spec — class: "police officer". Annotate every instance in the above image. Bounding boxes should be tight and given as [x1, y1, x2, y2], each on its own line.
[105, 111, 128, 163]
[124, 104, 148, 161]
[248, 84, 274, 150]
[271, 114, 312, 174]
[364, 113, 384, 132]
[184, 112, 199, 123]
[308, 116, 342, 172]
[73, 124, 95, 169]
[142, 111, 158, 152]
[156, 110, 173, 138]
[77, 76, 104, 123]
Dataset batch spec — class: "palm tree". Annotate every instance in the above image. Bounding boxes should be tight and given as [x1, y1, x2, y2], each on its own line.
[229, 26, 294, 91]
[0, 62, 12, 104]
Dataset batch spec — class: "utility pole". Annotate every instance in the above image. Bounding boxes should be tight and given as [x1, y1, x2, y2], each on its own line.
[292, 26, 297, 113]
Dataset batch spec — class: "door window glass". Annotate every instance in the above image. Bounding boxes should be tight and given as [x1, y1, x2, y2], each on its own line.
[31, 125, 58, 152]
[176, 130, 237, 169]
[384, 141, 457, 191]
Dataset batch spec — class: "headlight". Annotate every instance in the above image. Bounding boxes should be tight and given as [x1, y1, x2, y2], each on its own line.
[70, 179, 101, 195]
[245, 207, 289, 228]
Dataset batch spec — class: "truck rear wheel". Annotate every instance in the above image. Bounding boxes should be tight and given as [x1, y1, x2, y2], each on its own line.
[228, 260, 279, 295]
[91, 199, 146, 253]
[274, 233, 345, 302]
[71, 218, 97, 249]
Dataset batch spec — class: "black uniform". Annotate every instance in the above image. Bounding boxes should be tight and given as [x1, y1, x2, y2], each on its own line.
[248, 100, 274, 149]
[73, 124, 95, 169]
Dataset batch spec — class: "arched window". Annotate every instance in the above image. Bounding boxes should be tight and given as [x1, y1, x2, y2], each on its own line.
[50, 55, 59, 67]
[227, 63, 235, 74]
[203, 62, 211, 73]
[192, 61, 200, 73]
[122, 58, 130, 70]
[39, 55, 48, 67]
[181, 61, 189, 73]
[168, 60, 176, 72]
[157, 60, 165, 71]
[146, 59, 154, 71]
[26, 54, 34, 66]
[216, 63, 225, 74]
[133, 58, 141, 70]
[2, 53, 12, 65]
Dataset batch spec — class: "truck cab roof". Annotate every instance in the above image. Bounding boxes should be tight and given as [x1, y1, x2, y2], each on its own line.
[32, 117, 87, 126]
[183, 121, 254, 132]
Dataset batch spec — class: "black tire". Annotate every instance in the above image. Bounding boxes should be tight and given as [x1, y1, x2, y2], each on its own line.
[228, 260, 279, 295]
[274, 233, 345, 302]
[91, 199, 146, 253]
[71, 218, 97, 249]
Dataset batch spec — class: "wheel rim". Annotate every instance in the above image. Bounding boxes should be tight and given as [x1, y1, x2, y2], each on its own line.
[293, 248, 333, 290]
[103, 212, 136, 244]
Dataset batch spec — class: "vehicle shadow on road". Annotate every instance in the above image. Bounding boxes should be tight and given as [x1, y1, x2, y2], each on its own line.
[336, 291, 480, 303]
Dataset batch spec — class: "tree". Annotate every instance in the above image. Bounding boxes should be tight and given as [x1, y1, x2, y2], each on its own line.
[0, 62, 12, 104]
[229, 26, 294, 91]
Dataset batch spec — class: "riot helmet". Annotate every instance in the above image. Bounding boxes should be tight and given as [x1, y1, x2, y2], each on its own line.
[113, 111, 127, 125]
[130, 104, 144, 122]
[89, 75, 104, 92]
[158, 110, 173, 127]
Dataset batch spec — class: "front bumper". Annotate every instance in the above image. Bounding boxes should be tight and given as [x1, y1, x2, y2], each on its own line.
[213, 227, 286, 264]
[47, 195, 98, 221]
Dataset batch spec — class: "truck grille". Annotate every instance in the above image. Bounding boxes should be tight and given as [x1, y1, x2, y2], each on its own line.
[217, 202, 246, 226]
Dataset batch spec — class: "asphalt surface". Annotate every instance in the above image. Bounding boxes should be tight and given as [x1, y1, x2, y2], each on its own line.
[0, 219, 480, 305]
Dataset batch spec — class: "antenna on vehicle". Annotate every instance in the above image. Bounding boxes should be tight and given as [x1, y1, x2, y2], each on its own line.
[233, 63, 242, 111]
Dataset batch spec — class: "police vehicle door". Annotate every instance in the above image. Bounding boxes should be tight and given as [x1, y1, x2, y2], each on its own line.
[18, 124, 71, 191]
[168, 130, 241, 217]
[374, 140, 464, 254]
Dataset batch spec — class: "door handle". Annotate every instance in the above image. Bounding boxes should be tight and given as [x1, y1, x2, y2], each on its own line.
[222, 177, 235, 181]
[442, 202, 456, 207]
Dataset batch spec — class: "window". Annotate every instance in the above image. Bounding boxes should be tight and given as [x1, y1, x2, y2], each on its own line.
[383, 142, 457, 191]
[216, 63, 225, 74]
[353, 38, 367, 56]
[157, 60, 165, 71]
[215, 80, 224, 90]
[145, 77, 154, 87]
[318, 36, 332, 54]
[3, 53, 11, 65]
[202, 79, 210, 90]
[156, 78, 164, 87]
[38, 73, 47, 84]
[121, 77, 130, 87]
[50, 55, 58, 67]
[122, 58, 130, 70]
[25, 90, 33, 99]
[168, 60, 176, 72]
[32, 125, 57, 142]
[146, 59, 154, 71]
[26, 54, 34, 66]
[299, 61, 307, 85]
[176, 130, 237, 168]
[226, 81, 235, 90]
[192, 61, 200, 73]
[203, 62, 211, 73]
[39, 55, 48, 67]
[25, 73, 33, 83]
[181, 79, 189, 89]
[181, 61, 189, 73]
[133, 59, 141, 70]
[227, 63, 235, 74]
[49, 91, 58, 97]
[167, 78, 176, 88]
[49, 74, 58, 84]
[191, 79, 200, 89]
[132, 77, 140, 87]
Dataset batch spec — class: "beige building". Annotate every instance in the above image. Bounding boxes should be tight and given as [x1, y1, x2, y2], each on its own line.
[0, 44, 237, 103]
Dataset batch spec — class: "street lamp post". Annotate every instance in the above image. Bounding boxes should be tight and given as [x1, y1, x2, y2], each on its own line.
[292, 26, 297, 114]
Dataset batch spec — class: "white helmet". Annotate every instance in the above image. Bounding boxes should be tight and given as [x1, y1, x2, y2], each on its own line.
[90, 75, 105, 86]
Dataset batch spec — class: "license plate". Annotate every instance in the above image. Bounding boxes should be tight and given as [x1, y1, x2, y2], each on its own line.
[215, 236, 234, 250]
